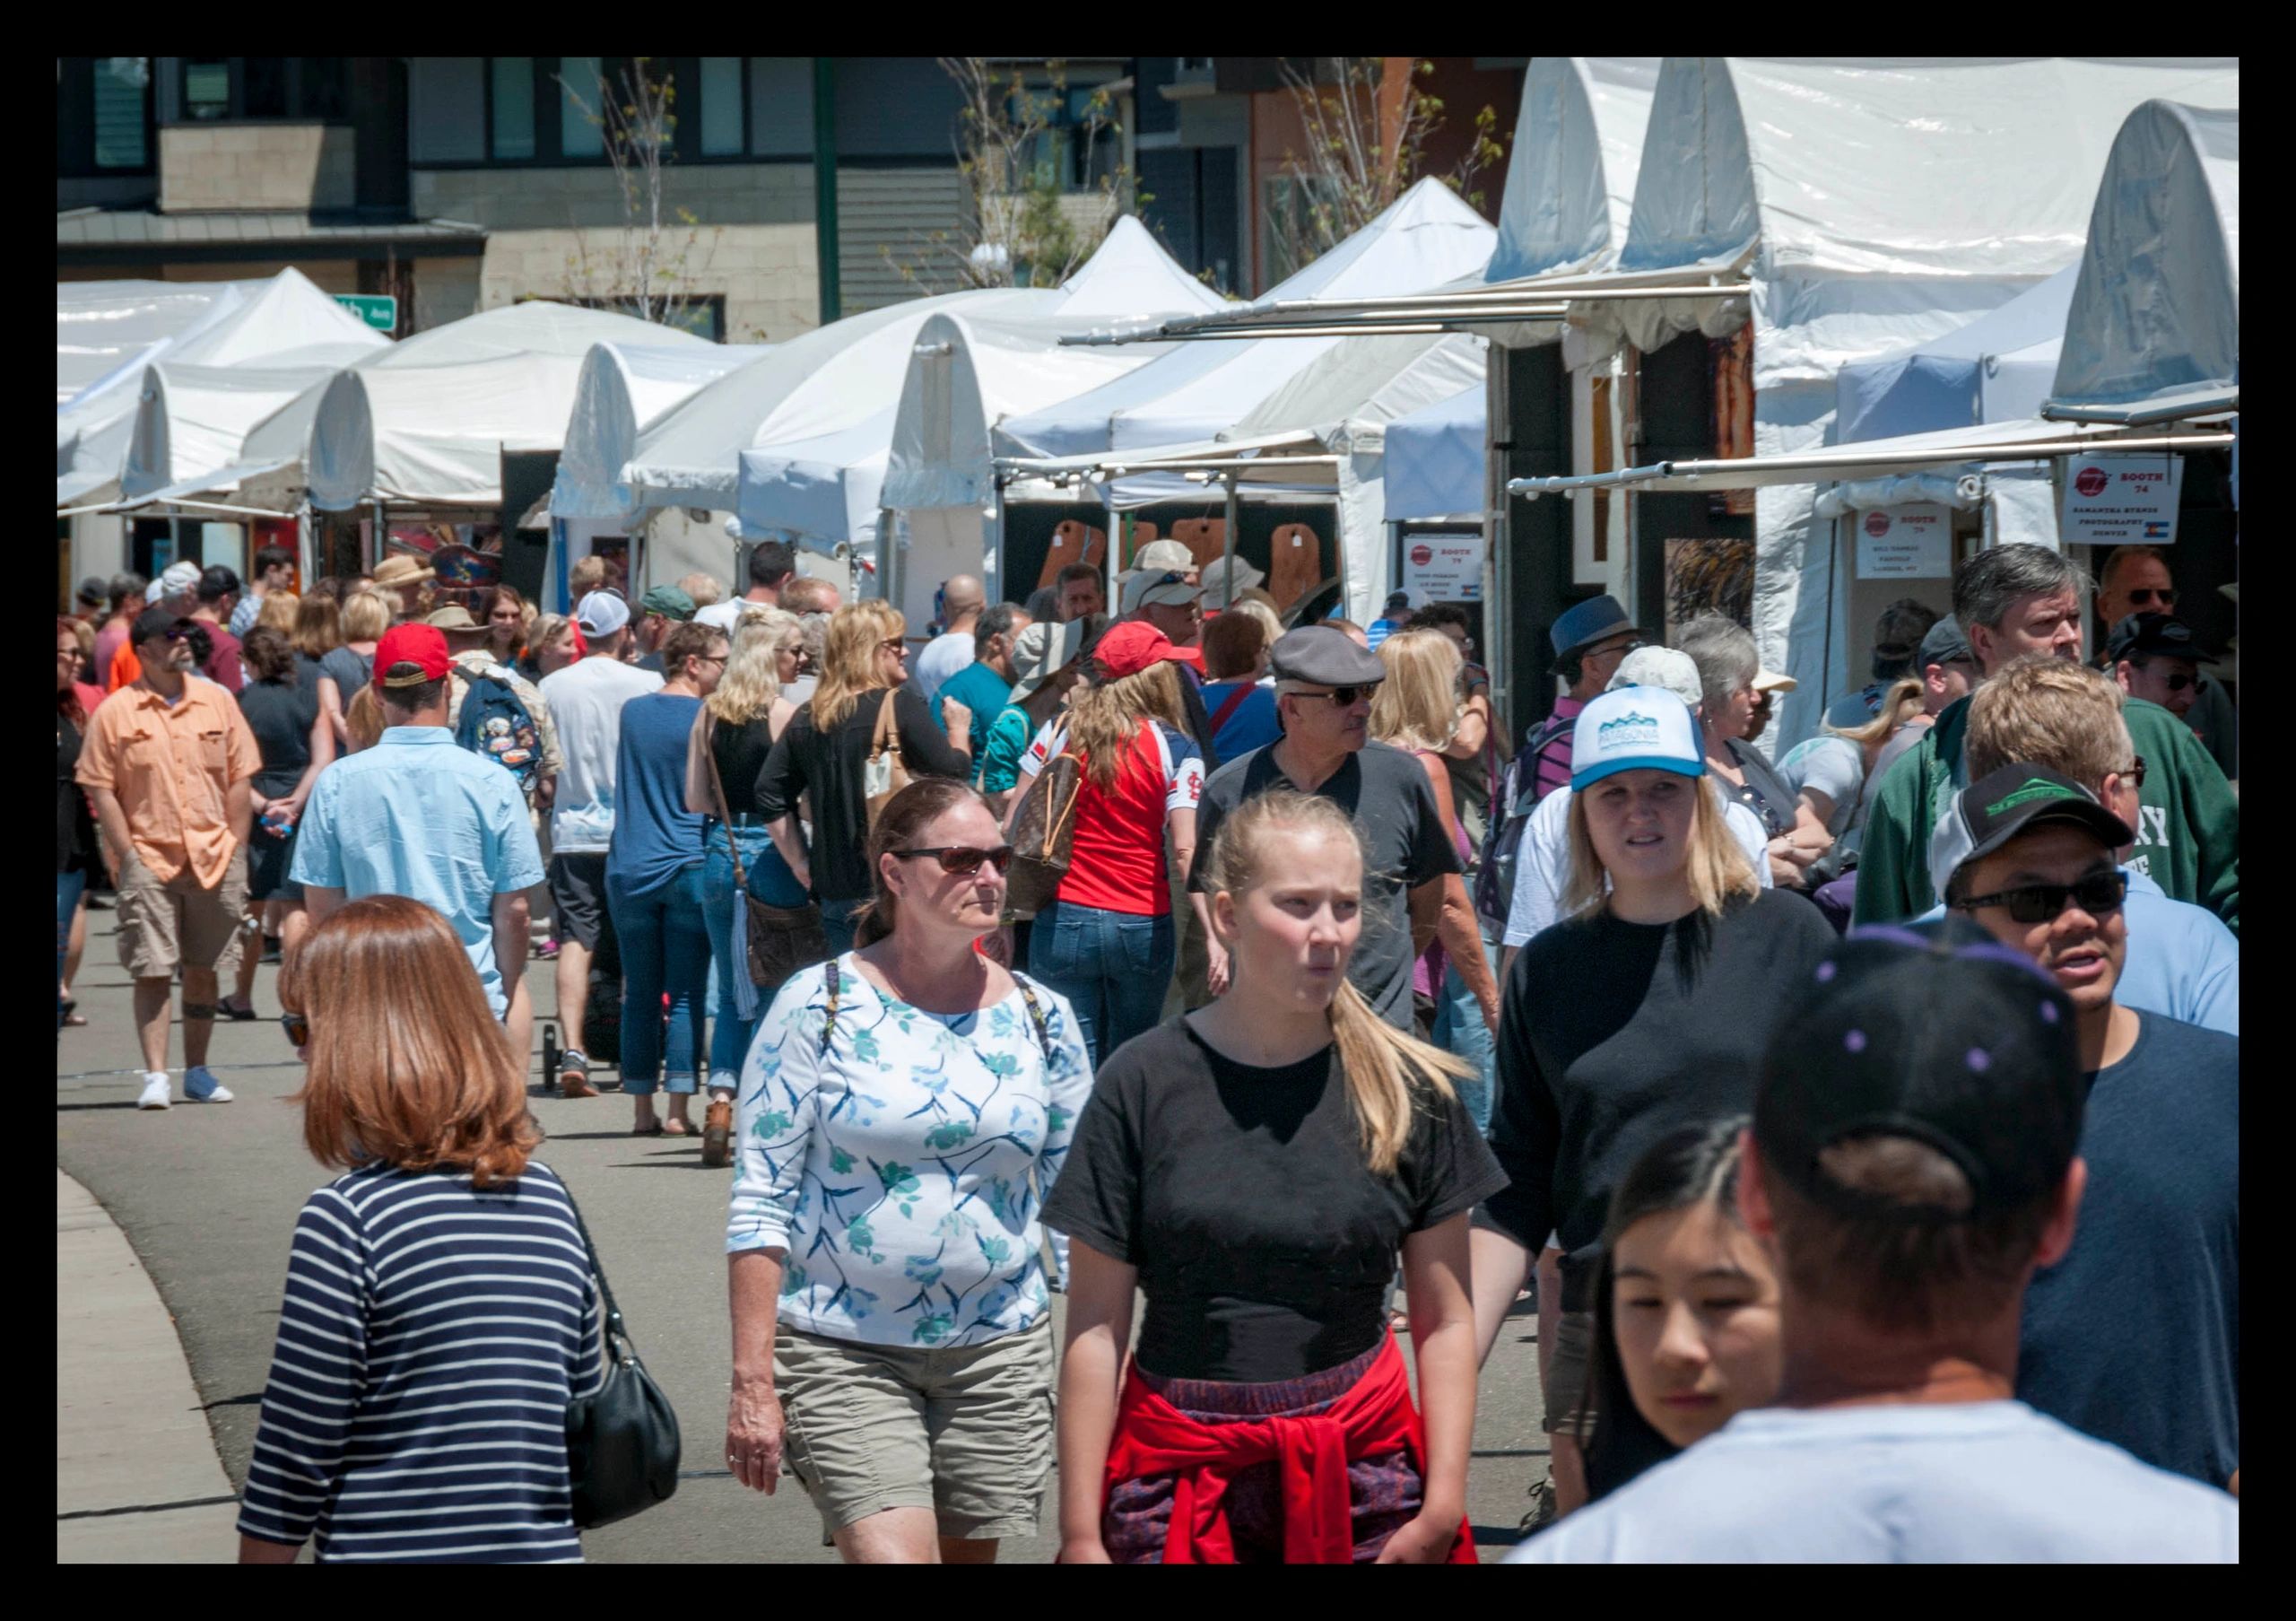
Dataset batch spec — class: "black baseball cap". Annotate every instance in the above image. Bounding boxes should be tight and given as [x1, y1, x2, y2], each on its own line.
[1755, 918, 2086, 1222]
[1950, 763, 2133, 876]
[2104, 611, 2216, 667]
[131, 606, 194, 647]
[74, 576, 107, 608]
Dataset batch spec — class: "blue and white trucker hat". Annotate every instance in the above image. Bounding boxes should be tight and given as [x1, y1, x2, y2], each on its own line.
[1570, 685, 1706, 791]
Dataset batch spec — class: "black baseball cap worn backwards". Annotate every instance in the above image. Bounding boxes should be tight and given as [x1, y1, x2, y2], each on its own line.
[1755, 919, 2086, 1224]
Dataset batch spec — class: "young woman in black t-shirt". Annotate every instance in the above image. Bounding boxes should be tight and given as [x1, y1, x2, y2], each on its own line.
[1045, 790, 1506, 1564]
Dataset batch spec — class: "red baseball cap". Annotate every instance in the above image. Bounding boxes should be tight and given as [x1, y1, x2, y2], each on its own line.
[375, 623, 452, 687]
[1092, 620, 1199, 679]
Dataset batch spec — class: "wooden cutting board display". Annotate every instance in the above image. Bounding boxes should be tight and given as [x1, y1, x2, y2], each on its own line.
[1167, 517, 1227, 571]
[1268, 523, 1323, 612]
[1037, 520, 1107, 588]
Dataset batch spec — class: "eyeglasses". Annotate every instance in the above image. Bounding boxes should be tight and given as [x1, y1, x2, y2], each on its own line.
[2119, 755, 2147, 789]
[2158, 672, 2196, 693]
[693, 652, 727, 667]
[893, 844, 1014, 876]
[1952, 869, 2128, 925]
[280, 1009, 310, 1047]
[2123, 587, 2179, 608]
[879, 639, 907, 656]
[1286, 684, 1378, 707]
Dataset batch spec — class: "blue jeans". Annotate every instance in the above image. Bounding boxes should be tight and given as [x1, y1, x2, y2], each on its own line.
[608, 864, 709, 1094]
[1028, 899, 1174, 1070]
[1432, 928, 1498, 1134]
[821, 895, 870, 958]
[58, 868, 87, 1034]
[700, 823, 796, 1089]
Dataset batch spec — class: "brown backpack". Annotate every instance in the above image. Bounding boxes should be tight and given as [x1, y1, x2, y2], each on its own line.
[1004, 746, 1086, 919]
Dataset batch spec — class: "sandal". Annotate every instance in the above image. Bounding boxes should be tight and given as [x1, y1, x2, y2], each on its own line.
[661, 1117, 692, 1137]
[631, 1120, 662, 1137]
[535, 938, 561, 961]
[218, 996, 259, 1022]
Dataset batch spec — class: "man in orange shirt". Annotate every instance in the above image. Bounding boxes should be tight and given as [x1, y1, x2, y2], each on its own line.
[77, 607, 261, 1111]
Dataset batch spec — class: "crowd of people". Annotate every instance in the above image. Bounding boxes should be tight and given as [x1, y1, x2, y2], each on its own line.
[59, 534, 2236, 1563]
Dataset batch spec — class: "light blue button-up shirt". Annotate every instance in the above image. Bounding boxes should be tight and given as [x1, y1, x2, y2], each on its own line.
[291, 726, 544, 1015]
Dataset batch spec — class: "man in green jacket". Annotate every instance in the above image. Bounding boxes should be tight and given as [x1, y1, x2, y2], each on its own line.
[1856, 544, 2238, 934]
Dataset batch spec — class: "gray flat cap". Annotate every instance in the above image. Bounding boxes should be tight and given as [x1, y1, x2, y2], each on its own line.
[1271, 625, 1388, 687]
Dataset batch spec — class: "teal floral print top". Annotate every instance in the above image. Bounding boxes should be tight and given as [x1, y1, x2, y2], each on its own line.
[726, 954, 1092, 1349]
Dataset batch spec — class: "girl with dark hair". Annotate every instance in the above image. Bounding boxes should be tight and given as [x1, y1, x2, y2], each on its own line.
[221, 627, 335, 1019]
[725, 778, 1090, 1564]
[1575, 1118, 1781, 1503]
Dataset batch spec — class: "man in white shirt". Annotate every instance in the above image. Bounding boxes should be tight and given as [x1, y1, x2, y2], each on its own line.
[1511, 923, 2239, 1564]
[535, 589, 663, 1096]
[907, 572, 985, 705]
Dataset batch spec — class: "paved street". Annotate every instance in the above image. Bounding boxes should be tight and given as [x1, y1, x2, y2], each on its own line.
[57, 904, 1550, 1563]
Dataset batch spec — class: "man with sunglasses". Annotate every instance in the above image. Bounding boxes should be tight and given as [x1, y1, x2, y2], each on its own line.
[1944, 763, 2239, 1491]
[2107, 611, 2213, 725]
[79, 606, 263, 1109]
[2092, 546, 2237, 780]
[1187, 626, 1462, 1029]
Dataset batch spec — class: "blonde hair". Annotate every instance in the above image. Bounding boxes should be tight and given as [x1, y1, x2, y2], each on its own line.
[344, 683, 385, 753]
[1063, 661, 1189, 791]
[291, 593, 342, 659]
[1825, 675, 1926, 749]
[340, 588, 391, 644]
[1231, 597, 1284, 652]
[678, 571, 726, 608]
[569, 554, 608, 598]
[1965, 654, 2129, 791]
[1201, 791, 1468, 1176]
[282, 894, 535, 1187]
[1561, 774, 1759, 922]
[1369, 628, 1462, 753]
[811, 600, 904, 730]
[256, 591, 301, 635]
[709, 606, 799, 725]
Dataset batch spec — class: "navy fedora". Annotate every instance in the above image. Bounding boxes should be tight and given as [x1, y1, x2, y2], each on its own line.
[1548, 594, 1643, 672]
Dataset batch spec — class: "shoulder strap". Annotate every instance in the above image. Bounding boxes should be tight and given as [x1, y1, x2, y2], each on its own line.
[819, 956, 842, 1056]
[1208, 681, 1255, 736]
[556, 1173, 633, 1355]
[701, 714, 746, 888]
[870, 686, 900, 758]
[1011, 972, 1053, 1057]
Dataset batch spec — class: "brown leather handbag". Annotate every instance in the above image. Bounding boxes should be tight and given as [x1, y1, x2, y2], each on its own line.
[1004, 746, 1086, 919]
[862, 688, 911, 827]
[704, 717, 830, 992]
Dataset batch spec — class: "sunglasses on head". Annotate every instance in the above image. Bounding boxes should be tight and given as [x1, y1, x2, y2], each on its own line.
[2123, 587, 2178, 608]
[280, 1009, 310, 1047]
[894, 844, 1013, 876]
[1952, 869, 2127, 925]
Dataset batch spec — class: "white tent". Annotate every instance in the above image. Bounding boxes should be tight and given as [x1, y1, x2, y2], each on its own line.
[552, 342, 768, 521]
[288, 301, 713, 510]
[1384, 383, 1487, 522]
[58, 269, 384, 509]
[57, 279, 259, 406]
[997, 179, 1497, 476]
[1582, 57, 2238, 745]
[119, 342, 389, 503]
[1834, 266, 2077, 445]
[1487, 57, 1659, 283]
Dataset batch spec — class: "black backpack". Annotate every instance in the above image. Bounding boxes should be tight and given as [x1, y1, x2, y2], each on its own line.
[1472, 710, 1576, 931]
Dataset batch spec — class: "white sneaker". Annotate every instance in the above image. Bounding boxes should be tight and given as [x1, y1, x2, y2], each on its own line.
[137, 1073, 173, 1111]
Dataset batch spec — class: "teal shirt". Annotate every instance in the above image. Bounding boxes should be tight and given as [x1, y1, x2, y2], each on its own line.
[290, 727, 545, 1014]
[933, 660, 1013, 780]
[978, 703, 1037, 796]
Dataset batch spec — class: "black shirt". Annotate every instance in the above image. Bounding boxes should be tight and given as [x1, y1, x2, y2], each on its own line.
[703, 710, 778, 819]
[58, 716, 96, 875]
[2018, 1013, 2239, 1486]
[239, 669, 320, 798]
[1188, 740, 1461, 1030]
[1041, 1017, 1507, 1383]
[1483, 890, 1837, 1307]
[753, 687, 971, 902]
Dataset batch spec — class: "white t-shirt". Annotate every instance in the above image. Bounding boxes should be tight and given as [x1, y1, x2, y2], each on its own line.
[1503, 782, 1771, 947]
[537, 655, 664, 852]
[1507, 1401, 2238, 1564]
[909, 630, 978, 706]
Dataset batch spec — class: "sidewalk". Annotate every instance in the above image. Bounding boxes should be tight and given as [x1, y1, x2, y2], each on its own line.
[57, 1169, 239, 1564]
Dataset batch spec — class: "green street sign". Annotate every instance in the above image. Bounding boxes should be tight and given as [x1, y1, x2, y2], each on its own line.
[335, 293, 398, 333]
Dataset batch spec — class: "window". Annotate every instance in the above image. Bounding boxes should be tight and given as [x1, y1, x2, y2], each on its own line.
[700, 57, 744, 155]
[491, 57, 535, 159]
[243, 57, 289, 118]
[562, 293, 725, 343]
[749, 57, 812, 156]
[183, 59, 230, 120]
[560, 57, 604, 159]
[91, 57, 152, 170]
[172, 57, 352, 122]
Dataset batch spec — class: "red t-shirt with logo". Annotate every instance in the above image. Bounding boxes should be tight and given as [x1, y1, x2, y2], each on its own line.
[1022, 717, 1204, 917]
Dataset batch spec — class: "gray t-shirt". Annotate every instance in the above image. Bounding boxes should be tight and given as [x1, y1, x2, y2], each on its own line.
[1188, 739, 1461, 1029]
[1779, 735, 1864, 838]
[318, 644, 372, 702]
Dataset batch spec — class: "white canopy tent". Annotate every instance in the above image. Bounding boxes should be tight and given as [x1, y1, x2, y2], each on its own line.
[1384, 383, 1487, 522]
[57, 279, 259, 407]
[119, 342, 388, 505]
[1835, 267, 2077, 446]
[1577, 57, 2239, 745]
[551, 342, 770, 520]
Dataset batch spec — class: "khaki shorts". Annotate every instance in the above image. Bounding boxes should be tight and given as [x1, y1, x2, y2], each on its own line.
[117, 848, 248, 981]
[1543, 1308, 1597, 1436]
[777, 1315, 1054, 1543]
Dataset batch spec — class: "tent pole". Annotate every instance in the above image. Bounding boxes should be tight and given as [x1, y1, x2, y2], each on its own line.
[987, 477, 1006, 610]
[1222, 471, 1239, 599]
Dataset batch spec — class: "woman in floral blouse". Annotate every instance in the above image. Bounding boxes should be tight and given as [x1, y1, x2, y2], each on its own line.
[725, 777, 1091, 1564]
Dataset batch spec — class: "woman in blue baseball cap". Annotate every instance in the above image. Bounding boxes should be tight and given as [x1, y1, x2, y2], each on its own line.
[1466, 685, 1836, 1520]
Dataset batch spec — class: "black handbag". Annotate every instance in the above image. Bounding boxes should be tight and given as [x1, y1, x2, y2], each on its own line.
[705, 716, 832, 989]
[561, 1181, 682, 1529]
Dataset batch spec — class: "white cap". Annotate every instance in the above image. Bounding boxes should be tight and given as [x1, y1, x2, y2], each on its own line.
[1609, 646, 1701, 713]
[1570, 686, 1706, 792]
[1131, 538, 1196, 575]
[574, 589, 631, 638]
[1121, 567, 1201, 616]
[692, 599, 745, 634]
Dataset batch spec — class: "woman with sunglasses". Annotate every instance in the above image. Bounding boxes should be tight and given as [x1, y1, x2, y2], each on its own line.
[756, 601, 974, 957]
[1009, 621, 1204, 1069]
[725, 778, 1091, 1564]
[239, 894, 607, 1564]
[1677, 615, 1834, 891]
[605, 620, 729, 1139]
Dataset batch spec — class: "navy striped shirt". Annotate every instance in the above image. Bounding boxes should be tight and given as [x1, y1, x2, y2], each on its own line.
[237, 1162, 605, 1564]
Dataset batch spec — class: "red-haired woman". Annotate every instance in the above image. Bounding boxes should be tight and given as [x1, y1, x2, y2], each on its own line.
[237, 895, 606, 1564]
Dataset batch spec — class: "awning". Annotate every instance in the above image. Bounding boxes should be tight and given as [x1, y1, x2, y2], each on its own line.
[97, 456, 300, 515]
[1508, 419, 2233, 498]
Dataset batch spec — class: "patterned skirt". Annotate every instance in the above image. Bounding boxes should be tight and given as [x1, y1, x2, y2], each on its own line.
[1103, 1338, 1425, 1564]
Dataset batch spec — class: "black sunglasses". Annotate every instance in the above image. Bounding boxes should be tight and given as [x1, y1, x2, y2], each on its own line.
[280, 1009, 310, 1047]
[894, 844, 1014, 876]
[2123, 587, 2179, 608]
[1289, 684, 1377, 706]
[1952, 869, 2127, 926]
[2159, 672, 2196, 693]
